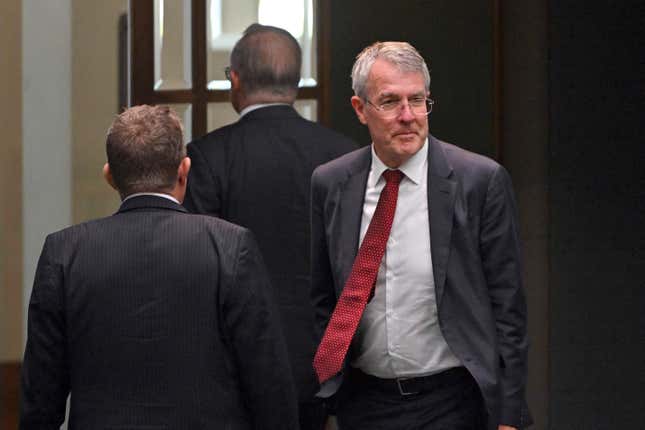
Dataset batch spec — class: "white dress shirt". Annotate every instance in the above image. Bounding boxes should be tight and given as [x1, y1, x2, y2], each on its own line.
[238, 103, 291, 119]
[122, 192, 180, 204]
[350, 139, 461, 378]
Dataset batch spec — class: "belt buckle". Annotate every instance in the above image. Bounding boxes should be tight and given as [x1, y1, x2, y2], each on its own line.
[395, 377, 418, 396]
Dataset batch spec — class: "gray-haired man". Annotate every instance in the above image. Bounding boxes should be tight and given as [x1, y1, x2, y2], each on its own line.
[311, 41, 532, 429]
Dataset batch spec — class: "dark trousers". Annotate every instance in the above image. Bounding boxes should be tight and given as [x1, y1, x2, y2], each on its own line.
[336, 367, 486, 430]
[299, 399, 328, 430]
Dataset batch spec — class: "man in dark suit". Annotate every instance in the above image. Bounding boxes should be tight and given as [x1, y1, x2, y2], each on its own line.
[20, 105, 298, 429]
[184, 24, 356, 429]
[311, 42, 532, 429]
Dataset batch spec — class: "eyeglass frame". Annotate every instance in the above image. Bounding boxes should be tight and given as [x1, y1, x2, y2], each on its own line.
[364, 96, 434, 118]
[224, 66, 232, 81]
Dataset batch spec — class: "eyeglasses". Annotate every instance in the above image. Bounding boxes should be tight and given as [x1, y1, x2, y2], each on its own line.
[365, 97, 434, 118]
[224, 66, 231, 81]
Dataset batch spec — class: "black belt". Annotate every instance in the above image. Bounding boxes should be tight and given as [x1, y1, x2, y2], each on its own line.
[348, 366, 471, 396]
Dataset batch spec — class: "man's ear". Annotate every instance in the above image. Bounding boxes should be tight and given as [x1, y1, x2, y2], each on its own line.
[177, 157, 191, 186]
[230, 70, 241, 91]
[102, 163, 117, 190]
[351, 95, 368, 125]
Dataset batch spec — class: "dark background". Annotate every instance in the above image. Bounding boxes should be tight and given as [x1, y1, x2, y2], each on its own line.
[326, 0, 645, 428]
[548, 1, 645, 428]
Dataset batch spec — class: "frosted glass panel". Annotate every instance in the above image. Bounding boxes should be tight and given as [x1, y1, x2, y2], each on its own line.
[294, 99, 317, 121]
[207, 102, 240, 131]
[206, 0, 317, 90]
[166, 103, 192, 143]
[154, 0, 192, 90]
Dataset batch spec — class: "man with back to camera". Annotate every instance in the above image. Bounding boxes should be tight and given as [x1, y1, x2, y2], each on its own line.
[184, 23, 356, 429]
[311, 42, 532, 429]
[20, 105, 299, 429]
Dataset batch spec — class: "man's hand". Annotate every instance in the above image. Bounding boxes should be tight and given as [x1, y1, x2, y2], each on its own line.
[499, 426, 518, 430]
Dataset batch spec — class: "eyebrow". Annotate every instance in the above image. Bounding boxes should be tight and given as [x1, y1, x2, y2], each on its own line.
[377, 90, 426, 100]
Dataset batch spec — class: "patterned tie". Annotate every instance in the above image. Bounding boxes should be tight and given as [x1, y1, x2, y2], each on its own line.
[313, 169, 403, 383]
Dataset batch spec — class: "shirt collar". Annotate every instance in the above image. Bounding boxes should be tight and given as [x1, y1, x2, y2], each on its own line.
[370, 138, 428, 185]
[122, 192, 180, 205]
[238, 103, 291, 119]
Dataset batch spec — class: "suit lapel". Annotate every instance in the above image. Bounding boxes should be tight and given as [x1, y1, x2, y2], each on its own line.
[427, 136, 456, 306]
[335, 147, 371, 293]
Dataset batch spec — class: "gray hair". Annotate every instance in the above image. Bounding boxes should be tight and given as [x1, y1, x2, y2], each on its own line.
[106, 105, 185, 197]
[351, 41, 431, 100]
[230, 23, 302, 98]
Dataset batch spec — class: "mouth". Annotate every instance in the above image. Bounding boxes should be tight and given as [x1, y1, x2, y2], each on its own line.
[393, 131, 417, 138]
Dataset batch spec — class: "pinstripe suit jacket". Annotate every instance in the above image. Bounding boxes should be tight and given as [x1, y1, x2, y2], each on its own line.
[20, 195, 298, 429]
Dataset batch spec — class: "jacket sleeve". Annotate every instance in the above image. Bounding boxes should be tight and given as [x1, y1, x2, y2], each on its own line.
[480, 165, 532, 428]
[309, 168, 337, 344]
[20, 235, 70, 429]
[221, 228, 299, 429]
[184, 142, 222, 216]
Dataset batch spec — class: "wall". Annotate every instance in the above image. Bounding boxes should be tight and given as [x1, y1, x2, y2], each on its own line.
[0, 0, 23, 365]
[72, 0, 127, 223]
[548, 1, 645, 427]
[1, 1, 23, 427]
[501, 2, 549, 428]
[22, 0, 74, 354]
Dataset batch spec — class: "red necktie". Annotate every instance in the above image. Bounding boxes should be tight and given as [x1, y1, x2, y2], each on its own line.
[313, 169, 403, 383]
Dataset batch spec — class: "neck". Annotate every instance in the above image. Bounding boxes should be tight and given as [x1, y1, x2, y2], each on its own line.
[237, 92, 296, 111]
[169, 185, 185, 203]
[373, 148, 406, 169]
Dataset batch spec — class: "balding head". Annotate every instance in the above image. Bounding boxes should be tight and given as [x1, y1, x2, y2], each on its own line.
[229, 24, 301, 108]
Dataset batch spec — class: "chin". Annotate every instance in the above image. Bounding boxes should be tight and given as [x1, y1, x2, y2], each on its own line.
[396, 138, 423, 151]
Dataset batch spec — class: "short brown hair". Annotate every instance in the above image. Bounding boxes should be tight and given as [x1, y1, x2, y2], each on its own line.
[106, 105, 185, 197]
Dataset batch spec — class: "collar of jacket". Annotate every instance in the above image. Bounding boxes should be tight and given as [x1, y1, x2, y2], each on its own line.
[116, 194, 188, 214]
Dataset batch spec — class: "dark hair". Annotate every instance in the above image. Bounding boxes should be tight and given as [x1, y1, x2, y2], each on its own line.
[230, 23, 302, 97]
[105, 105, 185, 197]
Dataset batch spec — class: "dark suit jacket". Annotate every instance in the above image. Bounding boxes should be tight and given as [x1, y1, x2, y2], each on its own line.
[311, 136, 532, 429]
[184, 105, 356, 401]
[20, 195, 298, 430]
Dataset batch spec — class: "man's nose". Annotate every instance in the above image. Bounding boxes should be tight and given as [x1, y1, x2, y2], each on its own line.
[398, 102, 415, 121]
